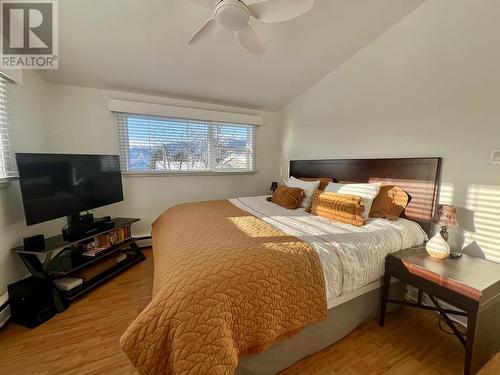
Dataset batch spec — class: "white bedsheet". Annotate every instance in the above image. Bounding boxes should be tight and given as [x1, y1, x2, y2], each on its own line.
[229, 196, 427, 306]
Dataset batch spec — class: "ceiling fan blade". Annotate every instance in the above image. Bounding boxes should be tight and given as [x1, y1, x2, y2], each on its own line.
[188, 18, 218, 46]
[248, 0, 314, 23]
[236, 25, 266, 55]
[187, 0, 218, 9]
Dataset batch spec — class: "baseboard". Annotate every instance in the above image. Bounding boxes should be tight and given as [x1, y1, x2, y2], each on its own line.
[0, 291, 10, 328]
[134, 236, 152, 248]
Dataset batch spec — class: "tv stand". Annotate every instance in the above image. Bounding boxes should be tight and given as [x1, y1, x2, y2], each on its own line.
[12, 218, 145, 309]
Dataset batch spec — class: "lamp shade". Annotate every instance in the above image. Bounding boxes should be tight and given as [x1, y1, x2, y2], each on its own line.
[438, 205, 458, 228]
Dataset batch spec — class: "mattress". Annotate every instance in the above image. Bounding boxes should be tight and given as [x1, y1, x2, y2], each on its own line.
[230, 196, 427, 307]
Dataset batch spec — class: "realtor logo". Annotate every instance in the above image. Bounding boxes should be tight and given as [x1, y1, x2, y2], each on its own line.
[1, 0, 58, 69]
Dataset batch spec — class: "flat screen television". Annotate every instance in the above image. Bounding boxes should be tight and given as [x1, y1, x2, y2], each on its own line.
[16, 153, 124, 226]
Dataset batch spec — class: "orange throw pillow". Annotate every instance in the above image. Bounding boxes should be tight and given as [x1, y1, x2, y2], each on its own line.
[369, 185, 411, 220]
[300, 177, 333, 191]
[269, 186, 305, 210]
[310, 190, 365, 226]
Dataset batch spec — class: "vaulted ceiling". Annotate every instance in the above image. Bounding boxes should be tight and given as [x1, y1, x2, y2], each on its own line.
[39, 0, 427, 110]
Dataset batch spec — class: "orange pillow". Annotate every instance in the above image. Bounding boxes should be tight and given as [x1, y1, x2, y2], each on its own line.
[268, 186, 305, 210]
[310, 190, 365, 226]
[369, 185, 411, 220]
[300, 177, 333, 191]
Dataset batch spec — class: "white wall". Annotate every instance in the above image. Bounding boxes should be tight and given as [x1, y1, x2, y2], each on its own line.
[43, 83, 281, 236]
[279, 0, 500, 262]
[0, 71, 59, 293]
[1, 78, 281, 292]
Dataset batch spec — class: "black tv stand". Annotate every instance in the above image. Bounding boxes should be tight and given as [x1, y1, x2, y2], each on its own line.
[11, 218, 145, 309]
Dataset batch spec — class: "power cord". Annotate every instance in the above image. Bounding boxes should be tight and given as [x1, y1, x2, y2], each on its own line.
[438, 314, 466, 336]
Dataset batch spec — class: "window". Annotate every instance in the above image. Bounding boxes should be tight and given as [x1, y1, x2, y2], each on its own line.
[0, 75, 16, 180]
[117, 113, 255, 174]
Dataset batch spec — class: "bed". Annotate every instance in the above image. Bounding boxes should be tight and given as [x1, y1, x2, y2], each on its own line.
[121, 157, 441, 375]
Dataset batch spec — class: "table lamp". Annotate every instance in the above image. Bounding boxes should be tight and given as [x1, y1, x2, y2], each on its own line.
[426, 204, 458, 259]
[438, 204, 458, 242]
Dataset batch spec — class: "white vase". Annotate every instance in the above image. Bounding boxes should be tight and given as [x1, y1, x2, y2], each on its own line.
[426, 233, 450, 259]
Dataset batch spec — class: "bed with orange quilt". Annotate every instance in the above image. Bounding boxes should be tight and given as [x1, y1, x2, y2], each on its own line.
[121, 194, 428, 375]
[120, 200, 327, 375]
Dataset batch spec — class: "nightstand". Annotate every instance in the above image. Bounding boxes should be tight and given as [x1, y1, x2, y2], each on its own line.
[379, 246, 500, 375]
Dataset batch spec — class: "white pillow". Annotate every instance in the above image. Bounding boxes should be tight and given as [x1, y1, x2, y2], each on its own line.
[324, 182, 381, 220]
[287, 176, 320, 209]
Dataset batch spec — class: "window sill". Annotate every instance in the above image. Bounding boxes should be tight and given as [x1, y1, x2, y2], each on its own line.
[123, 171, 257, 177]
[0, 177, 17, 188]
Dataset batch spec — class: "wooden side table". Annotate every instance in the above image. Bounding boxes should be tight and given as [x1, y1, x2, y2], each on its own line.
[379, 246, 500, 375]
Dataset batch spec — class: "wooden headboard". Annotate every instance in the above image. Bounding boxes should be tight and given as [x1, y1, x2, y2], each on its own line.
[289, 157, 442, 234]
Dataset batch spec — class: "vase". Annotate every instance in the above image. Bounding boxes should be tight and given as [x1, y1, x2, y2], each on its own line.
[426, 233, 450, 259]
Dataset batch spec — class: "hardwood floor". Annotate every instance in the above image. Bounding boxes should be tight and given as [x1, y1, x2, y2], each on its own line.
[0, 250, 154, 375]
[0, 249, 482, 375]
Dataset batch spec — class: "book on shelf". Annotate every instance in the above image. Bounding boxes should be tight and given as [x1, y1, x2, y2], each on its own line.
[97, 234, 110, 248]
[82, 246, 109, 257]
[81, 225, 132, 257]
[118, 227, 125, 242]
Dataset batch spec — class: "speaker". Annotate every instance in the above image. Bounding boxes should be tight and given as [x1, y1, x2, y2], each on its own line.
[23, 234, 45, 252]
[7, 277, 56, 329]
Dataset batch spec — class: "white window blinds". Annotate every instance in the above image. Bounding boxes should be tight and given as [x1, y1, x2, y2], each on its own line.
[0, 75, 15, 180]
[117, 113, 255, 174]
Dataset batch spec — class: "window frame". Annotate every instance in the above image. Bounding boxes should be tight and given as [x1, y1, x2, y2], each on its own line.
[117, 113, 257, 176]
[0, 73, 16, 186]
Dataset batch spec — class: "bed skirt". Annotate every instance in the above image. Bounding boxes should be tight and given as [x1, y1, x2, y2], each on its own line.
[235, 282, 405, 375]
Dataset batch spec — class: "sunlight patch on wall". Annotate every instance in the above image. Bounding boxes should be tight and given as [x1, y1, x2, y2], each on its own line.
[465, 185, 500, 263]
[438, 183, 455, 205]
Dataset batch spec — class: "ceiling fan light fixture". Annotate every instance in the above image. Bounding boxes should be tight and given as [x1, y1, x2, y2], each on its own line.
[215, 0, 250, 31]
[188, 0, 315, 54]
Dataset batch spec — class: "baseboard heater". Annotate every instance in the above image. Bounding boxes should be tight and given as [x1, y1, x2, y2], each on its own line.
[134, 235, 152, 249]
[0, 292, 9, 328]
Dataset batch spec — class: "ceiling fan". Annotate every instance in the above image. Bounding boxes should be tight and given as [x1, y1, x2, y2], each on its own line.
[187, 0, 314, 54]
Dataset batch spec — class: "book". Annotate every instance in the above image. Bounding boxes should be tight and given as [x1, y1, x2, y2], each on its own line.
[118, 227, 125, 242]
[82, 246, 109, 257]
[109, 230, 119, 245]
[97, 234, 110, 248]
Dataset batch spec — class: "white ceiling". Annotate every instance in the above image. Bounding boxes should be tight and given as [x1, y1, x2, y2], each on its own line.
[39, 0, 427, 110]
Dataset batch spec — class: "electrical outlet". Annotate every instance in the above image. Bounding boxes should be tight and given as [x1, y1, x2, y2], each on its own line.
[491, 150, 500, 164]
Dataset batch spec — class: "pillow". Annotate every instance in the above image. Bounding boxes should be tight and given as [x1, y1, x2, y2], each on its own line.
[369, 185, 411, 220]
[310, 190, 365, 227]
[324, 182, 381, 220]
[268, 186, 305, 210]
[300, 177, 332, 191]
[287, 176, 320, 209]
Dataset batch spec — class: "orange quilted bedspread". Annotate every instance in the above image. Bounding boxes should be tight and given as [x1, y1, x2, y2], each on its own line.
[120, 200, 327, 375]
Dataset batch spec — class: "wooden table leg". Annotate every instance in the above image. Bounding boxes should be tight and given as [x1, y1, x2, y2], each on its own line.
[379, 272, 391, 326]
[464, 309, 477, 375]
[467, 299, 500, 375]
